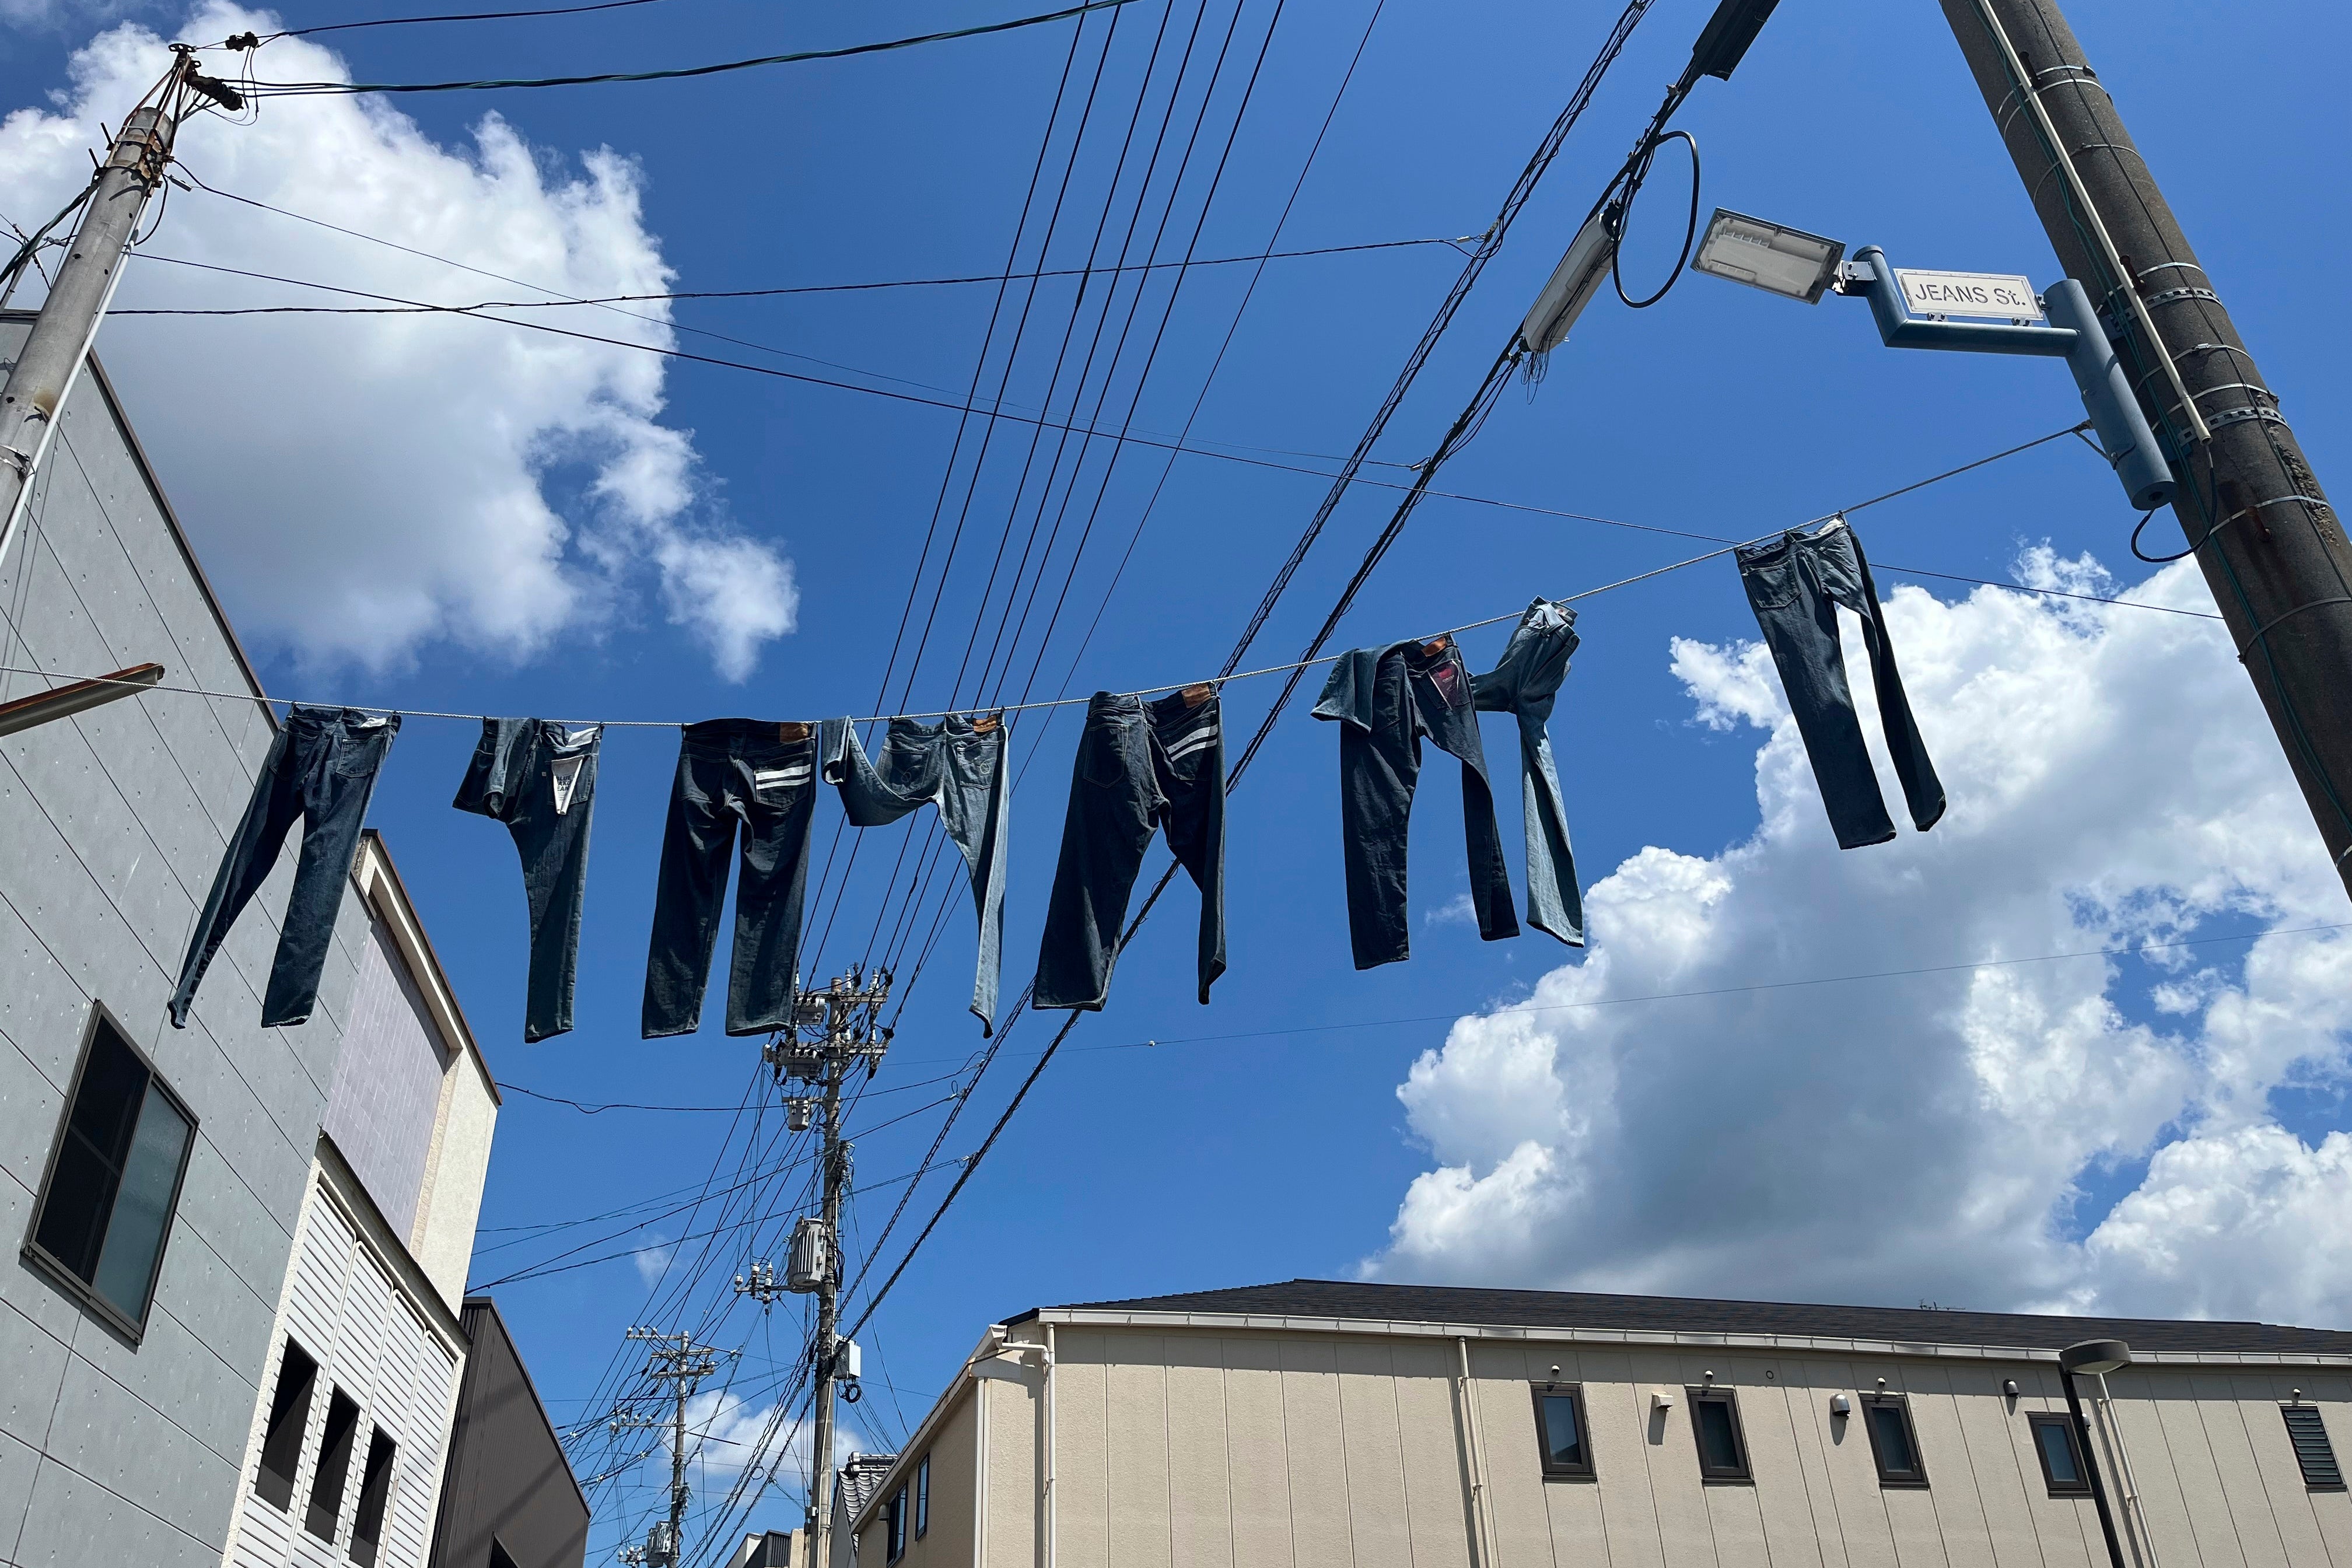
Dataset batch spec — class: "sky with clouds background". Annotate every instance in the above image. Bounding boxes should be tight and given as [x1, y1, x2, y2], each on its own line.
[5, 0, 2351, 1557]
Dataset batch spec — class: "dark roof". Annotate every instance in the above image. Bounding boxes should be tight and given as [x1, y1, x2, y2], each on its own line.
[1024, 1279, 2352, 1357]
[835, 1452, 901, 1520]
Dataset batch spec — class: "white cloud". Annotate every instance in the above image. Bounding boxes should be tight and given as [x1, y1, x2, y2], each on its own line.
[632, 1233, 676, 1289]
[0, 4, 796, 677]
[685, 1388, 868, 1485]
[1373, 549, 2352, 1326]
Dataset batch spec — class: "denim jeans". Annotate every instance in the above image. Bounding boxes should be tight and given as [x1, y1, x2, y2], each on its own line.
[1736, 520, 1945, 849]
[169, 705, 399, 1030]
[642, 719, 818, 1038]
[454, 719, 601, 1043]
[1035, 685, 1225, 1010]
[1314, 635, 1517, 969]
[1472, 597, 1584, 947]
[821, 713, 1010, 1033]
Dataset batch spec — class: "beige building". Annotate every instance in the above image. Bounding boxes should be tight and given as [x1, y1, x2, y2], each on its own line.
[839, 1279, 2352, 1568]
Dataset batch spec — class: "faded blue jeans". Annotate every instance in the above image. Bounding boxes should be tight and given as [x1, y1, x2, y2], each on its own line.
[1314, 635, 1517, 969]
[454, 719, 602, 1042]
[821, 713, 1010, 1033]
[1735, 520, 1944, 849]
[1472, 598, 1584, 947]
[169, 705, 399, 1030]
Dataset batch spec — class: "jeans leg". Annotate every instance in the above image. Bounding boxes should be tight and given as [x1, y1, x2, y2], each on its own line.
[1339, 653, 1420, 970]
[169, 724, 304, 1027]
[1840, 544, 1947, 832]
[726, 743, 816, 1036]
[1742, 540, 1897, 848]
[1152, 689, 1226, 1002]
[514, 731, 599, 1043]
[960, 722, 1011, 1032]
[1517, 719, 1584, 945]
[262, 714, 398, 1027]
[1035, 699, 1154, 1012]
[642, 744, 737, 1038]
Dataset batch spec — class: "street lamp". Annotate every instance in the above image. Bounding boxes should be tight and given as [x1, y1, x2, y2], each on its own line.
[1690, 208, 1845, 303]
[2056, 1340, 2136, 1568]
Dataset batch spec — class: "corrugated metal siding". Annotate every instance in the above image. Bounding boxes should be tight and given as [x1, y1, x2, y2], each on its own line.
[323, 918, 449, 1240]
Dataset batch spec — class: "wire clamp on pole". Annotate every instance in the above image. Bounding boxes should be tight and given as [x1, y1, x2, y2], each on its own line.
[2140, 286, 2219, 310]
[2207, 404, 2290, 433]
[0, 446, 30, 480]
[2234, 597, 2352, 663]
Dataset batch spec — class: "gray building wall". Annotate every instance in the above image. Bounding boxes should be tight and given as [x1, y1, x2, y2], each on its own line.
[428, 1298, 587, 1568]
[0, 317, 383, 1566]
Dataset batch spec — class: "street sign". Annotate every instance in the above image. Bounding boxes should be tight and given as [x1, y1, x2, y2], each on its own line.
[1893, 268, 2043, 321]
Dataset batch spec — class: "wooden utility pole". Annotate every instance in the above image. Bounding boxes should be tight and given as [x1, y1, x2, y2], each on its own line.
[1938, 0, 2352, 896]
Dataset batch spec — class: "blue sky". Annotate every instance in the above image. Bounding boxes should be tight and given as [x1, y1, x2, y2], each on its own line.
[6, 0, 2352, 1556]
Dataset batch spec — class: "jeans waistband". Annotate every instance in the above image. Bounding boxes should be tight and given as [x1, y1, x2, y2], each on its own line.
[286, 705, 399, 736]
[539, 720, 603, 752]
[682, 718, 816, 758]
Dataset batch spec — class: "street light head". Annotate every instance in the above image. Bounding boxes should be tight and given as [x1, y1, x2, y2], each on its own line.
[2058, 1339, 2132, 1376]
[1685, 0, 1782, 85]
[1692, 208, 1846, 304]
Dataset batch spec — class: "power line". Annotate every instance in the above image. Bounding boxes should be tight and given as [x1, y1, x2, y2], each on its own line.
[249, 0, 670, 40]
[241, 0, 1143, 97]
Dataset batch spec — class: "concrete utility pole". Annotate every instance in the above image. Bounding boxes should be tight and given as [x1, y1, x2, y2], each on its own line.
[1938, 0, 2352, 896]
[765, 970, 892, 1568]
[0, 51, 236, 571]
[617, 1328, 724, 1568]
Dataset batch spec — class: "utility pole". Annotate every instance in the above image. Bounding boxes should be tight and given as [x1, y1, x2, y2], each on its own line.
[763, 968, 892, 1568]
[0, 50, 239, 570]
[615, 1328, 724, 1568]
[1937, 0, 2352, 897]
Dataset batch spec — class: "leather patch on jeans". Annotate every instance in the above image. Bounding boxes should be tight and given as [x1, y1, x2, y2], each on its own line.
[971, 713, 1002, 735]
[775, 721, 813, 743]
[1179, 682, 1215, 708]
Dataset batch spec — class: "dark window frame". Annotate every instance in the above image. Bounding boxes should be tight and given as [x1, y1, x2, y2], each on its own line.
[19, 1003, 198, 1343]
[1688, 1387, 1753, 1482]
[1528, 1383, 1597, 1480]
[348, 1425, 398, 1564]
[2028, 1411, 2091, 1496]
[2283, 1405, 2346, 1492]
[306, 1386, 362, 1542]
[886, 1482, 908, 1563]
[256, 1337, 320, 1511]
[915, 1451, 930, 1538]
[1860, 1392, 1929, 1488]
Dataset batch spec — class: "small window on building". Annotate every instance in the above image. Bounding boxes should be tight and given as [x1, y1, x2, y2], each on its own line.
[916, 1452, 930, 1538]
[886, 1482, 908, 1563]
[256, 1338, 320, 1510]
[23, 1010, 197, 1336]
[488, 1542, 520, 1568]
[1862, 1394, 1927, 1486]
[2029, 1412, 2090, 1496]
[307, 1388, 362, 1542]
[1529, 1384, 1595, 1478]
[2283, 1406, 2346, 1491]
[1688, 1388, 1751, 1481]
[348, 1427, 398, 1564]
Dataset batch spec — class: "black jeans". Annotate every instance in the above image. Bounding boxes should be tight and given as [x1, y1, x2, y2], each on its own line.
[1314, 636, 1517, 969]
[454, 719, 601, 1043]
[642, 719, 818, 1038]
[1035, 685, 1225, 1010]
[1735, 521, 1944, 849]
[169, 705, 399, 1030]
[821, 713, 1010, 1033]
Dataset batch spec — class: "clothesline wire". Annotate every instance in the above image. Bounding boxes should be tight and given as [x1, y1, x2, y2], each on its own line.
[0, 419, 2216, 727]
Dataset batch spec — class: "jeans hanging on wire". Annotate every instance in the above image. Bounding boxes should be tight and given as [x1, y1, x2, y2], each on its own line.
[168, 705, 399, 1030]
[642, 719, 818, 1038]
[1735, 519, 1945, 849]
[820, 712, 1011, 1033]
[454, 718, 602, 1042]
[1314, 635, 1517, 969]
[1472, 597, 1584, 946]
[1034, 685, 1225, 1011]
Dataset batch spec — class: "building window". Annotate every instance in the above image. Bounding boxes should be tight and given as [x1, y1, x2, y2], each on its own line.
[22, 1009, 197, 1338]
[348, 1427, 398, 1564]
[1688, 1389, 1751, 1481]
[916, 1452, 930, 1538]
[886, 1482, 908, 1562]
[2283, 1406, 2346, 1491]
[488, 1543, 520, 1568]
[1861, 1394, 1928, 1487]
[2029, 1412, 2091, 1496]
[1529, 1384, 1595, 1479]
[256, 1338, 320, 1510]
[307, 1388, 362, 1541]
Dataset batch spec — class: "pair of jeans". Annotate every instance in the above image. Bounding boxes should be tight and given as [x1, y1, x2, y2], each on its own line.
[1472, 597, 1584, 947]
[1735, 520, 1945, 849]
[642, 719, 818, 1038]
[1313, 635, 1517, 969]
[169, 706, 400, 1029]
[454, 719, 602, 1042]
[1035, 685, 1226, 1010]
[821, 713, 1010, 1033]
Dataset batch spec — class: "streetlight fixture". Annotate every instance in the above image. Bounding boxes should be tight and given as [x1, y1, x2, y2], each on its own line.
[1690, 208, 1846, 303]
[2055, 1340, 2134, 1568]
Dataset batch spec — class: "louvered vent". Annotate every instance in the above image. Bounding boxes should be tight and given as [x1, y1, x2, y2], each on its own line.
[2283, 1406, 2345, 1490]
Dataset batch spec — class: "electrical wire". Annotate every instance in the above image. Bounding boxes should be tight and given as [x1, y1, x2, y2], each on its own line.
[1608, 127, 1699, 309]
[246, 0, 670, 40]
[240, 0, 1143, 97]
